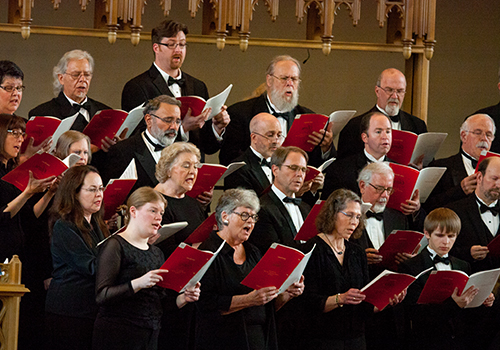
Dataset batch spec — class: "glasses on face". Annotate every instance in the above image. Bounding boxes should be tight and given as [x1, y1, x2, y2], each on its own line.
[64, 71, 93, 80]
[82, 186, 105, 194]
[339, 211, 362, 221]
[465, 129, 495, 140]
[253, 132, 285, 143]
[271, 75, 301, 85]
[158, 42, 187, 50]
[0, 85, 25, 94]
[7, 129, 26, 139]
[232, 211, 259, 222]
[377, 86, 406, 96]
[283, 164, 309, 174]
[150, 113, 182, 126]
[369, 182, 394, 195]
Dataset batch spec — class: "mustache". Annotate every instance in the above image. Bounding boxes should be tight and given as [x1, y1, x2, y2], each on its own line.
[476, 141, 489, 148]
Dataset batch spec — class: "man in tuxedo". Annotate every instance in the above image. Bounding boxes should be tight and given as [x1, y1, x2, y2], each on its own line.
[473, 65, 500, 153]
[249, 146, 311, 254]
[399, 208, 495, 350]
[447, 156, 500, 273]
[323, 111, 394, 197]
[224, 112, 283, 196]
[337, 68, 427, 159]
[29, 50, 110, 133]
[121, 20, 229, 158]
[425, 113, 495, 211]
[219, 55, 335, 166]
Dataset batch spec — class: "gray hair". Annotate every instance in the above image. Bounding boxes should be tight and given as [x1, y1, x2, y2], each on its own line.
[155, 142, 201, 183]
[52, 50, 94, 95]
[143, 95, 181, 117]
[357, 161, 394, 185]
[265, 55, 301, 77]
[460, 113, 496, 135]
[215, 189, 260, 229]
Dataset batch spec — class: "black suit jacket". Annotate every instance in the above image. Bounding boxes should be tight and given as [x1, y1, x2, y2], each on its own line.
[221, 93, 334, 167]
[424, 152, 469, 212]
[337, 105, 428, 159]
[249, 189, 311, 253]
[447, 194, 500, 273]
[28, 91, 110, 132]
[101, 133, 158, 195]
[223, 147, 271, 196]
[474, 101, 500, 153]
[121, 64, 220, 156]
[398, 249, 470, 350]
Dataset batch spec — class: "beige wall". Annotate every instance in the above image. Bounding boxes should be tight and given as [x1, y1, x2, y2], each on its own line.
[1, 0, 500, 161]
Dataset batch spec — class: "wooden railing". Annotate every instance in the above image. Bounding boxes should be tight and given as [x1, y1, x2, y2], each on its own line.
[0, 256, 29, 350]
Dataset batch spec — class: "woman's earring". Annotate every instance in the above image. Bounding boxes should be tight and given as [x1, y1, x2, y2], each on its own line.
[223, 220, 229, 226]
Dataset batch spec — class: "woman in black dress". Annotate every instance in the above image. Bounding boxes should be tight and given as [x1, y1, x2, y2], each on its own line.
[196, 188, 304, 350]
[92, 187, 201, 350]
[45, 165, 109, 350]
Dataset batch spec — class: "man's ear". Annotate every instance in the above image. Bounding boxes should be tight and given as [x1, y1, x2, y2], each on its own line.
[361, 132, 368, 144]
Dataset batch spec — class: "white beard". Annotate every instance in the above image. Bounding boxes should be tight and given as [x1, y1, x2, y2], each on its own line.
[269, 88, 299, 112]
[384, 100, 400, 117]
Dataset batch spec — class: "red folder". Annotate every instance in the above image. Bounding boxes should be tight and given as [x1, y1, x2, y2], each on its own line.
[21, 116, 62, 153]
[102, 179, 137, 220]
[378, 230, 424, 270]
[186, 164, 227, 198]
[294, 200, 325, 241]
[177, 96, 206, 119]
[184, 213, 217, 244]
[475, 151, 500, 173]
[82, 109, 128, 149]
[1, 152, 68, 191]
[417, 270, 469, 304]
[387, 130, 419, 166]
[281, 114, 329, 152]
[487, 234, 500, 257]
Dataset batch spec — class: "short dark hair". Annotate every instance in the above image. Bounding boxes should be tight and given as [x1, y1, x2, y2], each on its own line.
[424, 208, 461, 236]
[0, 113, 26, 165]
[152, 20, 188, 45]
[360, 111, 390, 136]
[316, 189, 365, 239]
[477, 156, 495, 175]
[143, 95, 181, 117]
[271, 146, 308, 167]
[0, 61, 24, 85]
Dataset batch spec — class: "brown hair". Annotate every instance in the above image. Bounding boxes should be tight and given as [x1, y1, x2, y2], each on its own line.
[424, 208, 461, 236]
[0, 113, 26, 166]
[49, 165, 109, 245]
[125, 187, 167, 223]
[270, 146, 308, 167]
[316, 189, 365, 239]
[54, 130, 92, 163]
[152, 20, 188, 46]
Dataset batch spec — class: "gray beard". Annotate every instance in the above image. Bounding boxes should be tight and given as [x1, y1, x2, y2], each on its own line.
[269, 88, 299, 112]
[150, 122, 177, 147]
[372, 202, 387, 213]
[385, 103, 400, 117]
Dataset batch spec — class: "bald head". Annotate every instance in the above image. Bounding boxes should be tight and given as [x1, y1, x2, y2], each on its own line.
[250, 113, 283, 159]
[460, 113, 495, 160]
[375, 68, 407, 117]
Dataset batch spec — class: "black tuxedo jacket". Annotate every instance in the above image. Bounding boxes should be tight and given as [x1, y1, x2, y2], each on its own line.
[249, 190, 311, 254]
[223, 147, 271, 196]
[121, 64, 220, 156]
[447, 194, 500, 273]
[221, 93, 334, 167]
[337, 105, 428, 160]
[28, 91, 110, 132]
[398, 250, 470, 350]
[424, 152, 469, 212]
[101, 133, 158, 195]
[474, 101, 500, 153]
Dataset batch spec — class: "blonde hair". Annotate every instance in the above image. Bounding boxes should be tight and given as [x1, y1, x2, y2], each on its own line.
[155, 142, 201, 183]
[125, 187, 167, 223]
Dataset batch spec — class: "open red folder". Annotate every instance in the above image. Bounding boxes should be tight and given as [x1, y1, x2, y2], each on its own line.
[378, 230, 424, 270]
[241, 243, 315, 293]
[157, 240, 225, 292]
[186, 162, 245, 198]
[184, 213, 217, 245]
[281, 114, 329, 152]
[294, 200, 325, 241]
[82, 109, 128, 149]
[387, 130, 447, 167]
[177, 84, 232, 120]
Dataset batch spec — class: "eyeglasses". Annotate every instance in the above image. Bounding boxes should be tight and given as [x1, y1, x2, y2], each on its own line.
[7, 129, 26, 139]
[377, 86, 406, 96]
[270, 75, 301, 85]
[232, 211, 259, 222]
[157, 42, 187, 50]
[283, 164, 308, 174]
[465, 129, 495, 140]
[369, 182, 394, 195]
[64, 71, 93, 80]
[0, 85, 25, 94]
[82, 186, 105, 194]
[340, 211, 362, 221]
[150, 113, 182, 126]
[253, 132, 285, 142]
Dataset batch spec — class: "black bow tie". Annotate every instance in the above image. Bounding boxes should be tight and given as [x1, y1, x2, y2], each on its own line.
[433, 255, 450, 265]
[143, 132, 164, 152]
[479, 202, 499, 216]
[273, 111, 294, 131]
[388, 113, 400, 123]
[283, 197, 302, 206]
[261, 158, 271, 168]
[167, 76, 185, 87]
[366, 210, 384, 221]
[72, 101, 91, 114]
[461, 150, 478, 169]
